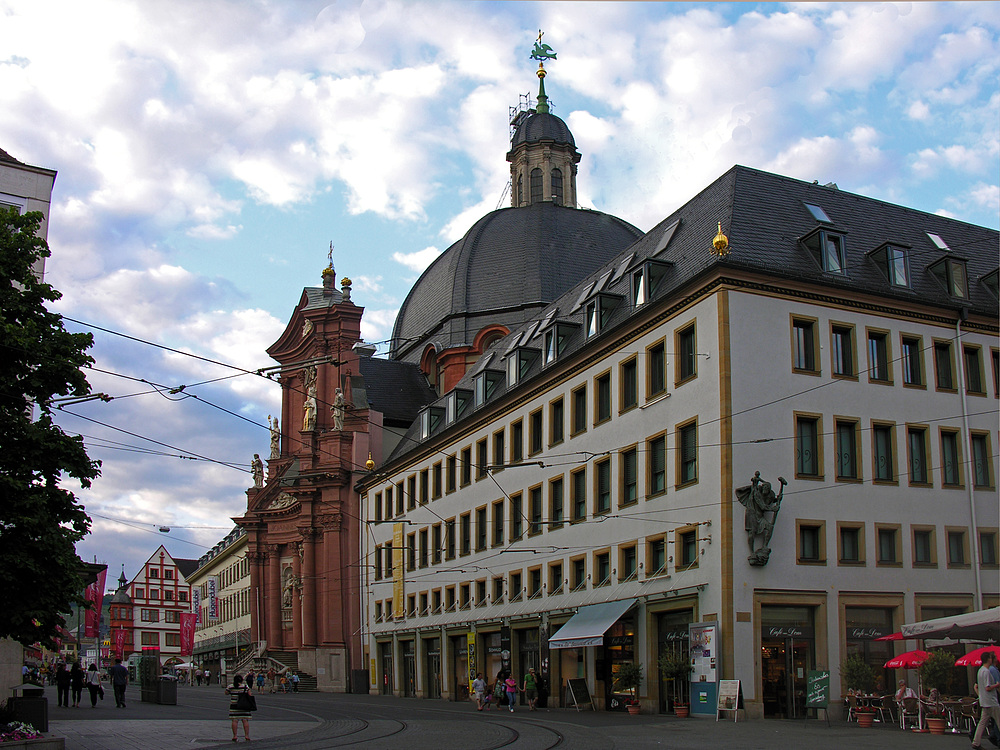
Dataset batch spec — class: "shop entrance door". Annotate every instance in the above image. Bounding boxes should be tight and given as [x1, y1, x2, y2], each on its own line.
[401, 641, 416, 697]
[426, 639, 441, 699]
[761, 637, 812, 718]
[379, 642, 393, 695]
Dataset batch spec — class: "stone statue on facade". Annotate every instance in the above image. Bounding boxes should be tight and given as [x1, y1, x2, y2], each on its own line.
[735, 471, 787, 566]
[282, 568, 295, 608]
[268, 415, 280, 459]
[302, 365, 317, 431]
[251, 453, 264, 488]
[331, 387, 345, 431]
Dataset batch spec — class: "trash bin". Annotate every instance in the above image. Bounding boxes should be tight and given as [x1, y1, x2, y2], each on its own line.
[158, 675, 178, 705]
[11, 683, 48, 732]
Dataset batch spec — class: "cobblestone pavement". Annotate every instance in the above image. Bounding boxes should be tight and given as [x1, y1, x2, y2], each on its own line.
[40, 686, 976, 750]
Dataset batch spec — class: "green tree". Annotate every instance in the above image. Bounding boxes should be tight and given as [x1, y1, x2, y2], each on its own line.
[0, 207, 100, 647]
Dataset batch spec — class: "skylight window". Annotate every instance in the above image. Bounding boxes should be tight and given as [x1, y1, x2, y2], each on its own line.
[804, 203, 832, 223]
[572, 281, 596, 312]
[651, 219, 680, 257]
[611, 253, 635, 283]
[927, 232, 950, 251]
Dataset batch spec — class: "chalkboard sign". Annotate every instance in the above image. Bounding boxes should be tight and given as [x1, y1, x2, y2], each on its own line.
[806, 670, 830, 708]
[566, 678, 594, 711]
[716, 680, 744, 721]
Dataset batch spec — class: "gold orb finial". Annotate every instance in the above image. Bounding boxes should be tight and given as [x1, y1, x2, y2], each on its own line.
[365, 452, 375, 472]
[712, 222, 729, 256]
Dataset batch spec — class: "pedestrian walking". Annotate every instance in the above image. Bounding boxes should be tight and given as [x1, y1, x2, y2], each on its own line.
[267, 667, 276, 693]
[70, 662, 85, 707]
[225, 674, 253, 743]
[504, 674, 518, 712]
[55, 662, 70, 708]
[279, 674, 290, 693]
[493, 670, 507, 708]
[973, 649, 1000, 750]
[472, 672, 487, 710]
[195, 669, 202, 687]
[521, 667, 538, 711]
[246, 671, 255, 694]
[109, 657, 129, 708]
[291, 671, 299, 692]
[85, 664, 103, 707]
[256, 671, 265, 693]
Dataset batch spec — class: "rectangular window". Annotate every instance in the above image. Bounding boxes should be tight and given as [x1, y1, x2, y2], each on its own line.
[831, 324, 855, 378]
[934, 341, 955, 390]
[947, 529, 968, 566]
[887, 245, 909, 286]
[475, 507, 487, 551]
[993, 350, 1000, 397]
[965, 345, 985, 394]
[374, 492, 383, 522]
[595, 551, 611, 586]
[647, 536, 667, 574]
[941, 430, 962, 486]
[620, 447, 638, 506]
[907, 427, 930, 485]
[509, 494, 523, 541]
[432, 524, 442, 564]
[511, 420, 524, 463]
[676, 324, 697, 384]
[971, 433, 992, 488]
[571, 385, 587, 435]
[396, 481, 404, 514]
[792, 317, 818, 372]
[677, 527, 698, 568]
[432, 463, 442, 498]
[476, 439, 488, 480]
[835, 420, 859, 480]
[406, 533, 416, 571]
[141, 632, 159, 646]
[509, 572, 522, 601]
[492, 577, 504, 605]
[876, 526, 899, 564]
[492, 501, 504, 547]
[648, 434, 666, 496]
[148, 569, 159, 578]
[529, 486, 543, 535]
[867, 330, 891, 383]
[901, 335, 923, 386]
[549, 562, 563, 595]
[493, 430, 505, 471]
[460, 584, 470, 609]
[446, 456, 456, 493]
[164, 610, 180, 623]
[647, 340, 666, 398]
[550, 398, 564, 445]
[407, 475, 417, 509]
[839, 524, 863, 564]
[979, 531, 997, 566]
[140, 609, 159, 622]
[549, 477, 564, 528]
[595, 372, 612, 424]
[595, 459, 611, 515]
[419, 469, 429, 504]
[620, 357, 638, 411]
[619, 544, 638, 581]
[872, 423, 895, 483]
[571, 468, 587, 522]
[571, 557, 587, 591]
[822, 232, 846, 273]
[460, 513, 471, 556]
[797, 522, 824, 563]
[529, 409, 543, 454]
[913, 528, 935, 566]
[461, 447, 472, 486]
[529, 567, 542, 598]
[795, 415, 821, 478]
[419, 528, 429, 568]
[445, 519, 456, 560]
[677, 421, 698, 486]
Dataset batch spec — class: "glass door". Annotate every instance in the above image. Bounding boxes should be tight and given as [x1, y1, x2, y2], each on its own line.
[761, 637, 813, 718]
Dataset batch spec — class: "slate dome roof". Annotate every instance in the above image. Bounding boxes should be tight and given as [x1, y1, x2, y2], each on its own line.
[389, 201, 643, 361]
[511, 111, 576, 149]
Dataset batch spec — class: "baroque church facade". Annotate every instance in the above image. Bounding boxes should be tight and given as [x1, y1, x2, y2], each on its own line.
[238, 66, 999, 716]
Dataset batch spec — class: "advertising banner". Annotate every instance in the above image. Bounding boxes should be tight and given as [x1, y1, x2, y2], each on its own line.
[392, 523, 405, 620]
[113, 628, 127, 659]
[207, 576, 219, 620]
[179, 613, 196, 655]
[467, 632, 476, 693]
[192, 587, 202, 625]
[84, 568, 108, 637]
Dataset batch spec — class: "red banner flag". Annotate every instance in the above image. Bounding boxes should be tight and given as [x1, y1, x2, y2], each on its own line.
[179, 613, 196, 656]
[84, 568, 108, 637]
[114, 628, 126, 659]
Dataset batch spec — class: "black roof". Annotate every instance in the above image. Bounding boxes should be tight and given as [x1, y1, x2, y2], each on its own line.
[174, 558, 200, 579]
[390, 201, 643, 362]
[383, 165, 999, 466]
[510, 111, 576, 149]
[0, 146, 22, 164]
[357, 356, 437, 426]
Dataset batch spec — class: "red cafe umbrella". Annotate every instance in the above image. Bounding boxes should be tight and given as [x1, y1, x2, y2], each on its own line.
[955, 645, 1000, 667]
[875, 632, 907, 641]
[884, 649, 931, 669]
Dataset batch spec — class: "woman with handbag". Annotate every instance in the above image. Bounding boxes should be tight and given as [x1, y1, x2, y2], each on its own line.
[85, 664, 103, 707]
[225, 674, 255, 742]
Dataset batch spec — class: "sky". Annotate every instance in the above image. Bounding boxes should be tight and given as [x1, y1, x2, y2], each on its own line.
[1, 1, 997, 589]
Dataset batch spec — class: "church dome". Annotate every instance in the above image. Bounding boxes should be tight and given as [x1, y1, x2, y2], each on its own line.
[389, 201, 642, 362]
[511, 111, 576, 149]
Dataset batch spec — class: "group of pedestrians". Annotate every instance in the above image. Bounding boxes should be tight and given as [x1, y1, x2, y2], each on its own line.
[471, 668, 543, 713]
[245, 667, 298, 694]
[51, 658, 129, 709]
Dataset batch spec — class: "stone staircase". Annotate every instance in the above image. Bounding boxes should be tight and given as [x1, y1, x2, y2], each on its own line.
[262, 649, 318, 692]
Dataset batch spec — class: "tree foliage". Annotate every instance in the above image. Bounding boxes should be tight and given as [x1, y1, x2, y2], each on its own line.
[0, 208, 100, 647]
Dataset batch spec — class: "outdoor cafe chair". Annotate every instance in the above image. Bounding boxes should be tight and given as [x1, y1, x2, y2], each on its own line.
[899, 696, 920, 730]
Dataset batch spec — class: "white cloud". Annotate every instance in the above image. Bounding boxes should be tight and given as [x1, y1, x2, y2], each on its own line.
[392, 246, 441, 272]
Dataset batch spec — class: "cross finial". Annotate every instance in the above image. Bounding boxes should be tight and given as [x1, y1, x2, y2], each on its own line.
[328, 241, 334, 265]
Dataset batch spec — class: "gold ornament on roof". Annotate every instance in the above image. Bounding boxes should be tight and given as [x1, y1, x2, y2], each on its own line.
[365, 452, 375, 472]
[712, 222, 730, 256]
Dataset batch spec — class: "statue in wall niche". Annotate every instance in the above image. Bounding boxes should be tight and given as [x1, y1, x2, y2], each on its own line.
[302, 365, 318, 431]
[735, 471, 787, 566]
[282, 568, 295, 609]
[251, 454, 264, 488]
[268, 415, 280, 459]
[331, 388, 345, 431]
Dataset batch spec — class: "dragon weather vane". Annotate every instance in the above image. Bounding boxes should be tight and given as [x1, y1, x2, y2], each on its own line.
[531, 29, 557, 62]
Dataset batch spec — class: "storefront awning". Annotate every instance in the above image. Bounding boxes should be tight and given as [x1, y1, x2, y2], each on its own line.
[548, 598, 637, 649]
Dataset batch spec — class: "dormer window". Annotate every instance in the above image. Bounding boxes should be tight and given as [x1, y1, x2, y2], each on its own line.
[584, 293, 623, 338]
[869, 242, 911, 287]
[982, 269, 998, 299]
[474, 370, 504, 407]
[630, 259, 672, 306]
[506, 347, 540, 387]
[929, 256, 968, 299]
[419, 406, 446, 439]
[542, 322, 578, 365]
[801, 228, 847, 275]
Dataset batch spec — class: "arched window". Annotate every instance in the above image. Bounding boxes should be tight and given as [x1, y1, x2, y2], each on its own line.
[530, 168, 543, 204]
[516, 174, 523, 206]
[421, 346, 440, 394]
[551, 168, 563, 205]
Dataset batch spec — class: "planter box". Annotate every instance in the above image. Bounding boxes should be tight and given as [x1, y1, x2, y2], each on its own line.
[0, 738, 65, 750]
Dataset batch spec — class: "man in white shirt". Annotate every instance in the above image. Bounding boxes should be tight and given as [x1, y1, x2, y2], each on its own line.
[973, 650, 999, 750]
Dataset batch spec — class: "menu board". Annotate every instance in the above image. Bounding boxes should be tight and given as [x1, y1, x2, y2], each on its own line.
[716, 680, 744, 721]
[566, 678, 594, 711]
[806, 670, 830, 708]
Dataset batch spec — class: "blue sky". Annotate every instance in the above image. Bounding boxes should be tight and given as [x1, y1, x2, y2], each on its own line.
[1, 0, 997, 583]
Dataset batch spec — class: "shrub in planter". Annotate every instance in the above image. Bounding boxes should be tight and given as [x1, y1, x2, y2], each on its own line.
[658, 652, 693, 713]
[919, 651, 958, 695]
[840, 655, 878, 694]
[616, 661, 643, 712]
